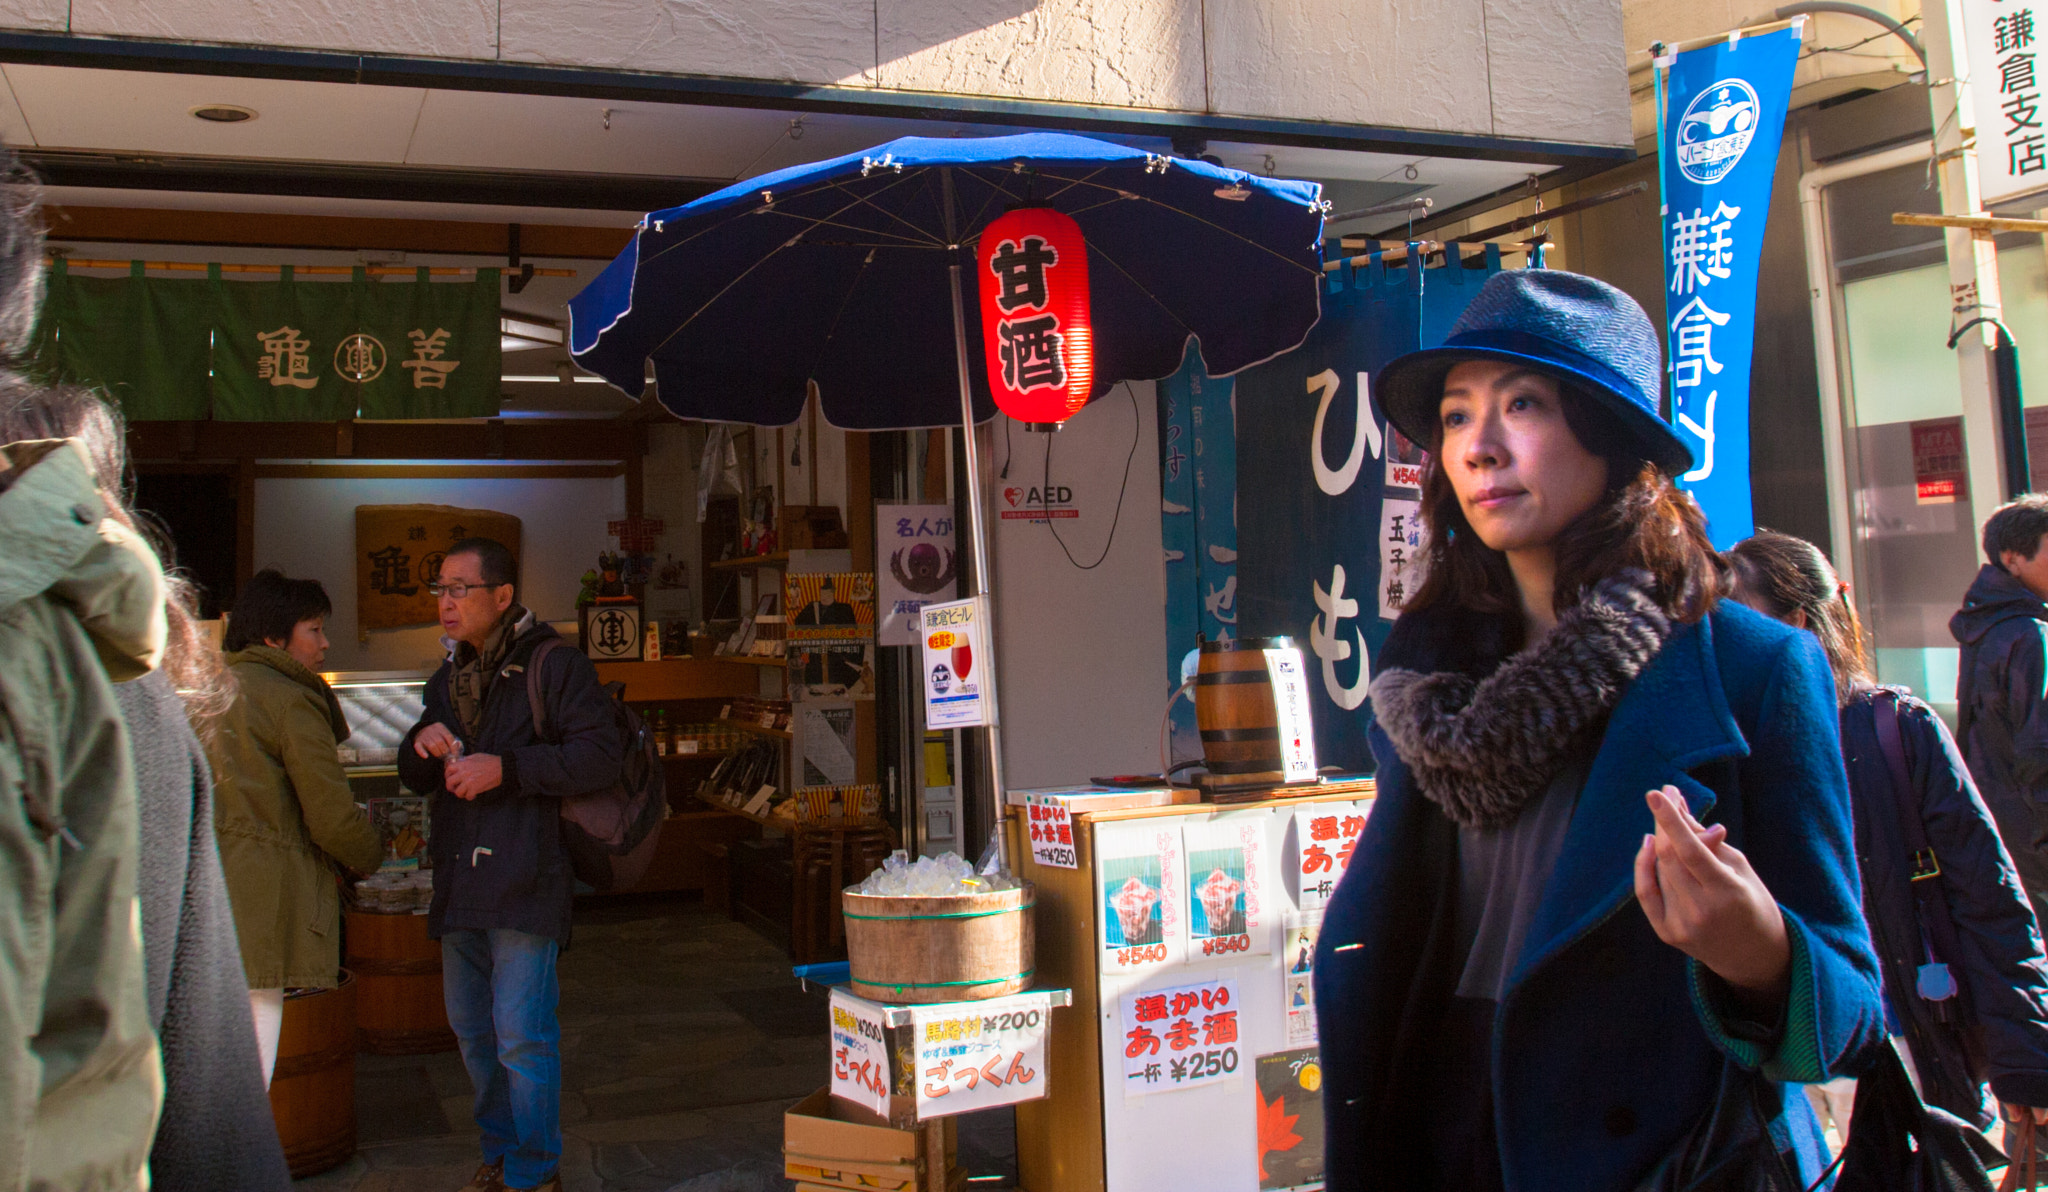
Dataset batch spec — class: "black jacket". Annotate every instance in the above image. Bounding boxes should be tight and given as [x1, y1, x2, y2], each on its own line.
[398, 619, 622, 944]
[117, 672, 293, 1192]
[1840, 688, 2048, 1122]
[1951, 564, 2048, 924]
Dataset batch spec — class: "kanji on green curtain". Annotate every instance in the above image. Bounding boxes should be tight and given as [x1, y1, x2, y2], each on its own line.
[211, 265, 360, 421]
[352, 267, 501, 420]
[33, 259, 213, 420]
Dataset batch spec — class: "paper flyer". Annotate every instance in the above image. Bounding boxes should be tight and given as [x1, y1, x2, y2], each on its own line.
[1281, 909, 1322, 1048]
[1255, 1048, 1326, 1191]
[1118, 974, 1243, 1097]
[1024, 793, 1078, 869]
[1294, 804, 1370, 912]
[920, 597, 990, 730]
[828, 989, 892, 1118]
[1379, 498, 1423, 621]
[1261, 647, 1319, 783]
[876, 504, 958, 646]
[1183, 817, 1271, 960]
[911, 992, 1053, 1119]
[1097, 819, 1186, 973]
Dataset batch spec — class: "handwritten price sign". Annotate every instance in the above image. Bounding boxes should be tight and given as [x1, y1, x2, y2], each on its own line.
[911, 992, 1054, 1119]
[1294, 804, 1369, 911]
[828, 989, 892, 1117]
[1119, 975, 1243, 1097]
[1026, 794, 1078, 869]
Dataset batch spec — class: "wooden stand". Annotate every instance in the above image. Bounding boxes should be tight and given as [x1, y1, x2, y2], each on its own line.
[269, 971, 358, 1178]
[345, 910, 455, 1054]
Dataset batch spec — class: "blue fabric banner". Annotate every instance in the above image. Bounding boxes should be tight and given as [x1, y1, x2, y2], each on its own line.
[1233, 248, 1500, 774]
[1659, 26, 1800, 548]
[1159, 343, 1240, 769]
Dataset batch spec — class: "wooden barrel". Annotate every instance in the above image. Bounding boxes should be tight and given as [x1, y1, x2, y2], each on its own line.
[842, 884, 1035, 1004]
[1195, 636, 1289, 778]
[269, 970, 358, 1179]
[345, 909, 457, 1055]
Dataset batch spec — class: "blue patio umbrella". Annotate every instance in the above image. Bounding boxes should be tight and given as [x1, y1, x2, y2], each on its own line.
[569, 132, 1327, 863]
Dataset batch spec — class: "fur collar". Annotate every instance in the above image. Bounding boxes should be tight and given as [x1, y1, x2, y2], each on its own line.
[1370, 572, 1672, 829]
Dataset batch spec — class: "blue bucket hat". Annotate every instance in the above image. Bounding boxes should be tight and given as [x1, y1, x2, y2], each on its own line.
[1374, 269, 1693, 477]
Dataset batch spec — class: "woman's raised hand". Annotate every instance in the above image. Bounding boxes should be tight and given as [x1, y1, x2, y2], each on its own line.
[1634, 785, 1793, 1014]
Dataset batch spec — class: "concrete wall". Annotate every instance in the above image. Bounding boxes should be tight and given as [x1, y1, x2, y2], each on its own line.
[15, 0, 1634, 149]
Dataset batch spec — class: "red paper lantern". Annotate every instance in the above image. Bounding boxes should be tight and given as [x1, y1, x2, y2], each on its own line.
[976, 207, 1094, 429]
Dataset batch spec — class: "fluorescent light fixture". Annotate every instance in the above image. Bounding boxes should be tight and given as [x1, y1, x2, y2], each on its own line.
[501, 374, 608, 383]
[500, 315, 565, 353]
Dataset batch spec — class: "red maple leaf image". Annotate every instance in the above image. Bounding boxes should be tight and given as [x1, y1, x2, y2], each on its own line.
[1256, 1084, 1304, 1181]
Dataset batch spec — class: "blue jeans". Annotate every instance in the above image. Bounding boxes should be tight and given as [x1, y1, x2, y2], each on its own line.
[442, 929, 561, 1188]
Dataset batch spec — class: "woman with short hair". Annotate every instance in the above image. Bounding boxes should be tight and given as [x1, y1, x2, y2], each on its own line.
[1316, 269, 1885, 1189]
[210, 568, 383, 1086]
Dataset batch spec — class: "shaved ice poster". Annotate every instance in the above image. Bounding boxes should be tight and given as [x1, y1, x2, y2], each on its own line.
[1183, 818, 1271, 960]
[1097, 821, 1185, 974]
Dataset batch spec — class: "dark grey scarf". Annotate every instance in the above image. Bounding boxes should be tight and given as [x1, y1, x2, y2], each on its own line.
[1370, 571, 1672, 829]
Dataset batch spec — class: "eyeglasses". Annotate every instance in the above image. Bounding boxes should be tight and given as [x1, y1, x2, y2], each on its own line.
[428, 581, 506, 599]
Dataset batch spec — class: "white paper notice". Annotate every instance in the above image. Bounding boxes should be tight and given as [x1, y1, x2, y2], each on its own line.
[1025, 793, 1078, 869]
[1282, 909, 1322, 1047]
[1118, 974, 1244, 1097]
[1379, 497, 1423, 621]
[828, 989, 891, 1118]
[910, 992, 1053, 1119]
[876, 504, 958, 646]
[1262, 648, 1319, 783]
[1183, 817, 1271, 959]
[920, 597, 989, 730]
[1097, 819, 1186, 974]
[1293, 804, 1370, 911]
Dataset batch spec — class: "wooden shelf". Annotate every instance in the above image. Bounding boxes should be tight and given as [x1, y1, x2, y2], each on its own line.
[692, 788, 781, 828]
[718, 654, 790, 670]
[707, 552, 789, 573]
[590, 657, 762, 702]
[720, 716, 792, 741]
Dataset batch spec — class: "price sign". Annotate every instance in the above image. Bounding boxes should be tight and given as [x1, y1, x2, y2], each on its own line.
[828, 989, 891, 1118]
[911, 991, 1053, 1119]
[1294, 804, 1369, 911]
[1261, 647, 1319, 783]
[1026, 794, 1078, 869]
[1118, 975, 1243, 1097]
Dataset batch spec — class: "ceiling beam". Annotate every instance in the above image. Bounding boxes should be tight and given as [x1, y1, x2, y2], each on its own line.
[44, 205, 634, 258]
[128, 418, 644, 462]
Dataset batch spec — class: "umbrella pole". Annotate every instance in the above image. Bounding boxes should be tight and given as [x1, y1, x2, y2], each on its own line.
[947, 260, 1011, 872]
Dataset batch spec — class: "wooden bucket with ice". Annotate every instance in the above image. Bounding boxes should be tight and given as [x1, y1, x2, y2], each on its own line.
[843, 879, 1036, 1005]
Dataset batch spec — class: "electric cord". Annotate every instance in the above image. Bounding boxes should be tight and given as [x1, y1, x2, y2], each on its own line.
[1041, 385, 1140, 571]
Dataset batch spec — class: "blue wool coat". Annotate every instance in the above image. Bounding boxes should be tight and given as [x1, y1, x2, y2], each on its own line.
[1315, 599, 1887, 1191]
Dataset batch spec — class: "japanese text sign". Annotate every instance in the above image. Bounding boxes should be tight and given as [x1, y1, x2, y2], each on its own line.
[1965, 0, 2048, 205]
[353, 504, 521, 633]
[920, 597, 990, 729]
[1294, 803, 1370, 911]
[876, 504, 958, 646]
[1119, 975, 1244, 1097]
[1026, 794, 1078, 869]
[1657, 26, 1800, 548]
[1262, 648, 1319, 783]
[976, 207, 1094, 425]
[828, 989, 892, 1118]
[1098, 820, 1185, 973]
[911, 992, 1052, 1119]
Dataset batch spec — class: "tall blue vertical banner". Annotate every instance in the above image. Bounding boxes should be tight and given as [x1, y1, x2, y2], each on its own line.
[1658, 26, 1800, 548]
[1159, 343, 1239, 768]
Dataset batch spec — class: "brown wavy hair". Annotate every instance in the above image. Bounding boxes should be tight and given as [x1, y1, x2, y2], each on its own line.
[1726, 530, 1871, 707]
[1403, 380, 1727, 651]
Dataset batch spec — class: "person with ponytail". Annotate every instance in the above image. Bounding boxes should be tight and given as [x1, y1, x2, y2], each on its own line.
[1315, 270, 1884, 1190]
[1730, 529, 2048, 1141]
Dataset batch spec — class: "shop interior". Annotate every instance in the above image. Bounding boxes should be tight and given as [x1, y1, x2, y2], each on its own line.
[8, 58, 1607, 1192]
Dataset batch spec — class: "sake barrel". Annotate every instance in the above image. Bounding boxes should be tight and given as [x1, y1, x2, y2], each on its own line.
[1195, 636, 1288, 778]
[346, 909, 456, 1055]
[269, 970, 358, 1178]
[842, 884, 1035, 1004]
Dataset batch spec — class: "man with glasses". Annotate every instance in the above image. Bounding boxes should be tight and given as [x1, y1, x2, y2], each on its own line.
[399, 537, 622, 1192]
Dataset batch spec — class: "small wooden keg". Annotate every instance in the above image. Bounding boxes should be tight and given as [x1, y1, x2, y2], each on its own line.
[1195, 636, 1289, 781]
[269, 970, 358, 1178]
[346, 909, 457, 1055]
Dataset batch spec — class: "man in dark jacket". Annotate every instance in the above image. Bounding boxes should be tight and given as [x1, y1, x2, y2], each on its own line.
[1953, 496, 2048, 930]
[399, 538, 622, 1192]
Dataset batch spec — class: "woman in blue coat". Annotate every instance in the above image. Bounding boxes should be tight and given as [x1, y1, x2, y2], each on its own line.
[1314, 269, 1886, 1190]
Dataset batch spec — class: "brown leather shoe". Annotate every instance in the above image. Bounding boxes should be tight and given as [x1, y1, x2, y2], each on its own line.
[458, 1159, 505, 1192]
[507, 1176, 560, 1192]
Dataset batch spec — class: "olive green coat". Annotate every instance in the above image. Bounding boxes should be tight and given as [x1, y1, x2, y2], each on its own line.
[209, 647, 384, 990]
[0, 438, 168, 1192]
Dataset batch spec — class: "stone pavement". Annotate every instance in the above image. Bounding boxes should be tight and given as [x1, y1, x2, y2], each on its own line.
[297, 898, 1018, 1192]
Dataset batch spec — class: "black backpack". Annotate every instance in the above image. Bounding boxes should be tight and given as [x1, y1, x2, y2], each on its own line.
[524, 638, 665, 891]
